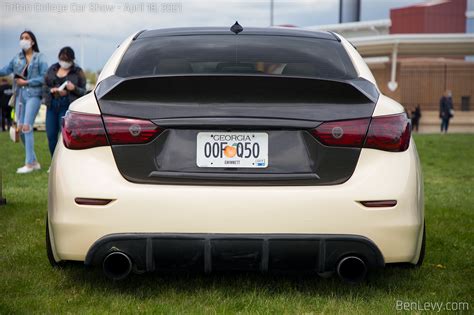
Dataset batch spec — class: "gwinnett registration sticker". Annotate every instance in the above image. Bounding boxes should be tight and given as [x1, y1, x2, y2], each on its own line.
[196, 132, 268, 168]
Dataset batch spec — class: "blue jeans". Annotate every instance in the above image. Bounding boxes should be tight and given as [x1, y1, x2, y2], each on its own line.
[16, 88, 41, 165]
[46, 96, 69, 157]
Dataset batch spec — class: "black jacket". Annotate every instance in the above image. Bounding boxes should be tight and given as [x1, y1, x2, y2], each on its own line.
[0, 83, 13, 109]
[439, 96, 453, 119]
[43, 63, 87, 107]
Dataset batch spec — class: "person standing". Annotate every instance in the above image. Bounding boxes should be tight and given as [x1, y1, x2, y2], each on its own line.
[43, 47, 87, 158]
[439, 90, 453, 133]
[0, 30, 48, 173]
[411, 104, 422, 132]
[0, 78, 13, 131]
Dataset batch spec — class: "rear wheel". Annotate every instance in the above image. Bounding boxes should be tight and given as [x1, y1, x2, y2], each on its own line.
[415, 221, 426, 267]
[46, 216, 63, 268]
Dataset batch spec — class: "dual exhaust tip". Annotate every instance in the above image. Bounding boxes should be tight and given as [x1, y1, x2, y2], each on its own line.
[102, 251, 368, 283]
[336, 256, 368, 283]
[102, 251, 133, 281]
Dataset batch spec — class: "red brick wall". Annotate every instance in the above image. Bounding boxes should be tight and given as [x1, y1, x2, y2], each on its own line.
[390, 0, 466, 34]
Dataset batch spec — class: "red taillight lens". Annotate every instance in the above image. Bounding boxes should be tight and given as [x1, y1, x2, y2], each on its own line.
[311, 118, 370, 147]
[365, 114, 411, 152]
[62, 111, 163, 150]
[62, 111, 108, 149]
[309, 113, 410, 152]
[103, 116, 162, 145]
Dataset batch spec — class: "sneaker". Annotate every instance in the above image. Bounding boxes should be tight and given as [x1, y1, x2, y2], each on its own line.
[17, 165, 35, 174]
[32, 162, 41, 171]
[47, 167, 50, 174]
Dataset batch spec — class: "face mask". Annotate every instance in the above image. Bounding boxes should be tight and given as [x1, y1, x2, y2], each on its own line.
[59, 61, 72, 69]
[19, 39, 32, 51]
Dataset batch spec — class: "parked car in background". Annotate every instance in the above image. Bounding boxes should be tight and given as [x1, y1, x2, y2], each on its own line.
[31, 104, 46, 131]
[47, 24, 425, 283]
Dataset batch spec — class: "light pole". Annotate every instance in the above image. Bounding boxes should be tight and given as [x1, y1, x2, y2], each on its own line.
[270, 0, 274, 26]
[73, 33, 92, 70]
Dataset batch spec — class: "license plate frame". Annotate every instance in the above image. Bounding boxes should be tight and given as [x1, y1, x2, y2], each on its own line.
[196, 132, 268, 168]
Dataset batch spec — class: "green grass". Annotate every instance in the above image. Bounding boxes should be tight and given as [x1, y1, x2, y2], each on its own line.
[0, 132, 473, 314]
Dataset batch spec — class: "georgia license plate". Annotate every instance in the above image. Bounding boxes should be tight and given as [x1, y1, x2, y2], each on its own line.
[196, 132, 268, 168]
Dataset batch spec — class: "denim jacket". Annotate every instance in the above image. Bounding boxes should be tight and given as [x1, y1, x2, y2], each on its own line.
[0, 51, 48, 98]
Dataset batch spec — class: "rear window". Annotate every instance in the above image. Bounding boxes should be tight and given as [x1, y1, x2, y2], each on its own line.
[115, 35, 358, 80]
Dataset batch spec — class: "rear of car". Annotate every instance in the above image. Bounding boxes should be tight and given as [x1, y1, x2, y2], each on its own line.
[47, 27, 424, 282]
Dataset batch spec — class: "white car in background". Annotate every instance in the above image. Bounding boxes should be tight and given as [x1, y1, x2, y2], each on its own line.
[47, 24, 425, 283]
[33, 104, 46, 131]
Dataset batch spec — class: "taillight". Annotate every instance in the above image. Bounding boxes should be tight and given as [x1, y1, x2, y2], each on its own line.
[310, 113, 410, 152]
[102, 115, 162, 145]
[62, 111, 163, 150]
[310, 118, 370, 148]
[365, 114, 411, 152]
[62, 111, 108, 149]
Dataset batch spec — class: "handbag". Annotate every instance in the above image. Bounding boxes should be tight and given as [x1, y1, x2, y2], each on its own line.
[7, 88, 15, 108]
[449, 109, 455, 117]
[9, 124, 19, 143]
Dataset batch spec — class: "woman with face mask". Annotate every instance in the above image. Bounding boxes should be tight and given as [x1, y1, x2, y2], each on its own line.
[0, 30, 48, 173]
[43, 47, 87, 159]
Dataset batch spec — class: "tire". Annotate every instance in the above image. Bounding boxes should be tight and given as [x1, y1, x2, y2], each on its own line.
[415, 221, 426, 267]
[46, 216, 63, 268]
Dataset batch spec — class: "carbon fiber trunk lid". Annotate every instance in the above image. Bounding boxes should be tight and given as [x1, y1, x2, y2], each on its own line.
[95, 75, 378, 185]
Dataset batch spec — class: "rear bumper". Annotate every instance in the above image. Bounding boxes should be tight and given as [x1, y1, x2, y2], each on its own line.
[85, 233, 384, 273]
[48, 138, 424, 265]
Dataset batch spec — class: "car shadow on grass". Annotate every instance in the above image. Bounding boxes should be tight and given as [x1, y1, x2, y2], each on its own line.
[57, 261, 422, 298]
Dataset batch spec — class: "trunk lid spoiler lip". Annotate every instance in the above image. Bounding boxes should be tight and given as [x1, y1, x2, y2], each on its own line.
[150, 117, 323, 129]
[95, 74, 379, 104]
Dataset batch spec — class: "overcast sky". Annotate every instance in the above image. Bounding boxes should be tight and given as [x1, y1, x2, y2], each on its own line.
[0, 0, 423, 71]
